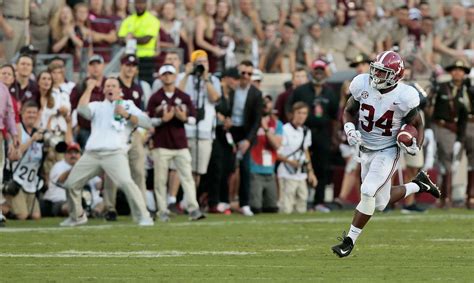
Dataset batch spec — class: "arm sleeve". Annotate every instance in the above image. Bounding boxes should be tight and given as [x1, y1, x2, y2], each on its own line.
[400, 86, 421, 116]
[77, 102, 98, 120]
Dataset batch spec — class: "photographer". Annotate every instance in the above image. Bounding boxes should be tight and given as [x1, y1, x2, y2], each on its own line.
[277, 102, 317, 214]
[177, 50, 221, 188]
[4, 101, 44, 220]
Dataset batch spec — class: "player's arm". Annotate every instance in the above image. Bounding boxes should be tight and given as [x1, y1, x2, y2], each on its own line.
[403, 108, 424, 148]
[343, 96, 359, 125]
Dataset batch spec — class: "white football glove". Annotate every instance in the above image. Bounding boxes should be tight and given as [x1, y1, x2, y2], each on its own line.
[398, 137, 419, 156]
[344, 122, 362, 146]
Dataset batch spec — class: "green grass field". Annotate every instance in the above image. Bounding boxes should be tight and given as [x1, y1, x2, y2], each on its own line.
[1, 209, 473, 282]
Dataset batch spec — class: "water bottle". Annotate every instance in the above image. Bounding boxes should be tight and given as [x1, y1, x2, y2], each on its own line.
[114, 99, 123, 121]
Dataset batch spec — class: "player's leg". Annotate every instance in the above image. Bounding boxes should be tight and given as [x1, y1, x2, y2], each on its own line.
[332, 148, 400, 257]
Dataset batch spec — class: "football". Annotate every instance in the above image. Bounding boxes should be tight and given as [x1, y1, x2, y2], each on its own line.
[397, 124, 418, 146]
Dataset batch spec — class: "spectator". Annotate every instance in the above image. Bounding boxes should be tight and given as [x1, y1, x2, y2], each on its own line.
[50, 5, 86, 63]
[297, 22, 325, 69]
[327, 8, 350, 71]
[147, 64, 205, 222]
[108, 0, 129, 25]
[0, 64, 21, 122]
[277, 102, 317, 214]
[274, 68, 308, 123]
[345, 8, 376, 63]
[195, 0, 227, 73]
[214, 0, 233, 72]
[229, 60, 263, 216]
[73, 3, 94, 71]
[298, 0, 318, 29]
[48, 61, 76, 97]
[176, 0, 200, 56]
[289, 59, 338, 213]
[60, 77, 154, 227]
[260, 22, 278, 58]
[15, 54, 39, 104]
[178, 50, 221, 188]
[260, 21, 296, 73]
[102, 54, 148, 221]
[249, 95, 282, 213]
[158, 1, 191, 66]
[42, 142, 79, 218]
[0, 1, 29, 62]
[427, 60, 469, 208]
[419, 16, 436, 68]
[69, 54, 106, 149]
[250, 69, 263, 89]
[118, 0, 160, 58]
[386, 5, 410, 51]
[314, 0, 334, 28]
[151, 50, 183, 95]
[228, 0, 264, 64]
[89, 0, 117, 62]
[206, 67, 240, 213]
[30, 0, 59, 54]
[6, 100, 43, 220]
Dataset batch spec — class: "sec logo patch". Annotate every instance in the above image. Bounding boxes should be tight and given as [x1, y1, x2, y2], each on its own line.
[361, 91, 369, 99]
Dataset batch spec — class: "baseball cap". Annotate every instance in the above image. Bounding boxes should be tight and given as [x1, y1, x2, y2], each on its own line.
[409, 8, 422, 21]
[88, 54, 104, 65]
[251, 69, 263, 82]
[158, 64, 177, 75]
[445, 59, 471, 73]
[311, 59, 328, 70]
[66, 143, 81, 152]
[121, 54, 139, 65]
[222, 67, 241, 79]
[349, 54, 371, 68]
[19, 44, 39, 55]
[190, 49, 208, 63]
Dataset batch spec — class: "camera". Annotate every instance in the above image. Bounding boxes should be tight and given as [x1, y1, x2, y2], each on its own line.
[192, 64, 205, 77]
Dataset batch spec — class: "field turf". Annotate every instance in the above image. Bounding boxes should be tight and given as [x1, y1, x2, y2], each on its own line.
[0, 209, 473, 282]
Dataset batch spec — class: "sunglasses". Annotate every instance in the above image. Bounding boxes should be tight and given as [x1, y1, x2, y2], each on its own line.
[241, 71, 252, 76]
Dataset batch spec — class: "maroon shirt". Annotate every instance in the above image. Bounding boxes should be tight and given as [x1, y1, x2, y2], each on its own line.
[118, 77, 143, 109]
[147, 88, 196, 150]
[70, 78, 105, 129]
[16, 79, 39, 104]
[89, 11, 116, 62]
[274, 87, 293, 124]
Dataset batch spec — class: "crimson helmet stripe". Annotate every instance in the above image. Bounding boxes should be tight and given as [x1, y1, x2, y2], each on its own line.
[378, 51, 391, 64]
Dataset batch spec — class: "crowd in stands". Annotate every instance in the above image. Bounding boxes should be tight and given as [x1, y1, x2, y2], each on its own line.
[0, 0, 473, 225]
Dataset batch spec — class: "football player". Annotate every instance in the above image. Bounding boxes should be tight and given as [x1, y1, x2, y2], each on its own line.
[331, 51, 441, 257]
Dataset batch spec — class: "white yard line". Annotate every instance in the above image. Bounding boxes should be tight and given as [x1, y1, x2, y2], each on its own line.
[0, 213, 473, 233]
[0, 250, 257, 258]
[429, 238, 474, 242]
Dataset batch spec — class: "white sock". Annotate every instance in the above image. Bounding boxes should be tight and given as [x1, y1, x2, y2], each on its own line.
[404, 182, 420, 198]
[167, 195, 176, 205]
[347, 225, 362, 244]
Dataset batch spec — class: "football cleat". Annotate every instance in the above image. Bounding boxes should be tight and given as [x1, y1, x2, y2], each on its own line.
[104, 210, 117, 221]
[412, 171, 441, 198]
[331, 232, 354, 258]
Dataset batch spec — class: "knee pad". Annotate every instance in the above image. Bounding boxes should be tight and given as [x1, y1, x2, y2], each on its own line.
[356, 194, 375, 216]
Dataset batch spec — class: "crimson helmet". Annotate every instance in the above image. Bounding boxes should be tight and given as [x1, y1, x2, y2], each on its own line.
[369, 51, 405, 90]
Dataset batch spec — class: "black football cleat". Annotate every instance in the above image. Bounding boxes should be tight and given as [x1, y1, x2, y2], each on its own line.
[331, 232, 354, 258]
[0, 216, 5, 227]
[412, 171, 441, 198]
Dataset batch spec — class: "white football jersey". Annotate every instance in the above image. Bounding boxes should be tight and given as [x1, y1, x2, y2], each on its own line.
[349, 74, 420, 150]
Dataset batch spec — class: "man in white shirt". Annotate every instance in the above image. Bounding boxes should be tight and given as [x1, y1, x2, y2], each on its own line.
[60, 77, 153, 227]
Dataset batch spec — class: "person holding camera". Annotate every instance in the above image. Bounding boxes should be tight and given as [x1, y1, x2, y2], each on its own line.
[147, 64, 205, 222]
[277, 102, 317, 214]
[59, 77, 154, 227]
[4, 100, 44, 220]
[248, 95, 283, 213]
[177, 50, 221, 189]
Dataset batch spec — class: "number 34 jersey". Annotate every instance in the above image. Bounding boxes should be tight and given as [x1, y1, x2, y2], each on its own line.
[349, 74, 420, 150]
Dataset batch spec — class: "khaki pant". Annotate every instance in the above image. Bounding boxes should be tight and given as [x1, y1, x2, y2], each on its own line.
[3, 19, 28, 62]
[103, 132, 146, 211]
[188, 138, 213, 175]
[11, 189, 40, 219]
[64, 150, 149, 221]
[152, 148, 199, 214]
[278, 178, 308, 214]
[432, 124, 457, 170]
